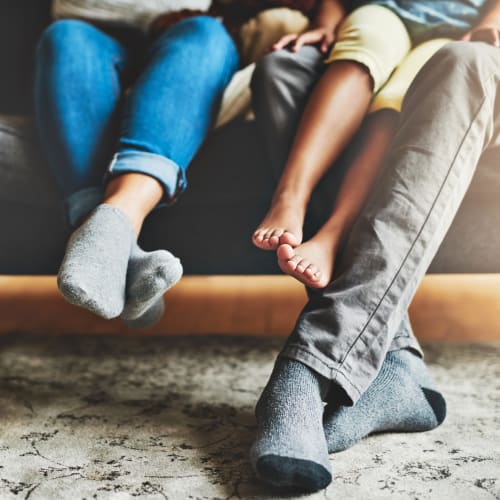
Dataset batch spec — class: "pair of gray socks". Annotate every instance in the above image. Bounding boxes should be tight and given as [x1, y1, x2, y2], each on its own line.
[58, 204, 182, 327]
[251, 349, 446, 492]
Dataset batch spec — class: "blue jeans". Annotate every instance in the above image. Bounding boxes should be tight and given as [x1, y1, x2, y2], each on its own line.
[35, 17, 239, 226]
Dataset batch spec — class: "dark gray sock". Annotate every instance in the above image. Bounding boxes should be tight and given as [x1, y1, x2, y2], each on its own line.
[323, 349, 447, 453]
[120, 243, 182, 328]
[57, 204, 134, 319]
[250, 357, 332, 492]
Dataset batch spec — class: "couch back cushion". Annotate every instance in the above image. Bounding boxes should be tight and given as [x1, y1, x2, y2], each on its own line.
[0, 0, 213, 115]
[0, 0, 52, 114]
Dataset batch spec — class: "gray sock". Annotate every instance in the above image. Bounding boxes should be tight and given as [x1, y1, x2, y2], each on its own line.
[121, 297, 165, 329]
[120, 243, 183, 328]
[57, 204, 134, 319]
[250, 357, 332, 492]
[323, 349, 447, 453]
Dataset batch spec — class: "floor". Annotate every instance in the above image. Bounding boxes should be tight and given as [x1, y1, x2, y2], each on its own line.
[0, 334, 499, 499]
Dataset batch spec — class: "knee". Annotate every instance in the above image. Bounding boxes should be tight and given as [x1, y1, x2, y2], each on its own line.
[155, 16, 238, 70]
[37, 19, 99, 61]
[432, 41, 500, 76]
[163, 16, 233, 52]
[251, 50, 290, 101]
[181, 15, 227, 39]
[436, 41, 481, 66]
[330, 6, 411, 92]
[421, 41, 500, 93]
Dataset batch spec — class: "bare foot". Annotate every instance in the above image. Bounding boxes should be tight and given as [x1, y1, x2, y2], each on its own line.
[277, 230, 340, 288]
[252, 199, 305, 250]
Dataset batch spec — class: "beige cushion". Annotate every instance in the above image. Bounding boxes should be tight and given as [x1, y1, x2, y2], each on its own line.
[52, 0, 212, 31]
[216, 8, 309, 128]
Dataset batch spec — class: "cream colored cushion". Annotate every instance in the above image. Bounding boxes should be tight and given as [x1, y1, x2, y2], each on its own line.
[216, 8, 309, 128]
[52, 0, 212, 31]
[371, 38, 450, 112]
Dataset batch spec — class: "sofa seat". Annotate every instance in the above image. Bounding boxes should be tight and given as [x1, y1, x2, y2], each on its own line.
[1, 114, 500, 275]
[1, 113, 500, 340]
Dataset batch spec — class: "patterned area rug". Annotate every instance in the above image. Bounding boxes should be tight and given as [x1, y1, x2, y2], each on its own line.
[0, 334, 499, 500]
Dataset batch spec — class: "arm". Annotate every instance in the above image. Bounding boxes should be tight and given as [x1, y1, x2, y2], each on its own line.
[462, 0, 500, 46]
[273, 0, 345, 53]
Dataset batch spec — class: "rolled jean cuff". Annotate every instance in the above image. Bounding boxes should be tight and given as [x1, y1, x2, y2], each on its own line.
[108, 151, 186, 204]
[66, 186, 104, 227]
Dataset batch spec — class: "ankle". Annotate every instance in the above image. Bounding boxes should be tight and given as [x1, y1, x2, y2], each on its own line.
[102, 196, 144, 236]
[103, 173, 163, 235]
[316, 214, 353, 248]
[271, 190, 309, 212]
[310, 224, 342, 252]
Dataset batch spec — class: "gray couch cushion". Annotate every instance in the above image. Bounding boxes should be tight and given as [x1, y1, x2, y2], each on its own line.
[0, 115, 499, 274]
[0, 115, 59, 206]
[0, 1, 52, 114]
[0, 115, 279, 275]
[428, 145, 500, 273]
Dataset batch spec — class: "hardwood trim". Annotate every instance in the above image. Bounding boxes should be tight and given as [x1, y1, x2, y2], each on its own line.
[0, 274, 499, 339]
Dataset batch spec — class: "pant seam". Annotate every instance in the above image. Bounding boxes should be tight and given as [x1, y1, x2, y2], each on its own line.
[335, 79, 493, 374]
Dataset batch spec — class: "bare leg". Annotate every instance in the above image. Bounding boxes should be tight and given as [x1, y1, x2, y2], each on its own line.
[103, 173, 164, 236]
[253, 60, 373, 250]
[278, 110, 399, 287]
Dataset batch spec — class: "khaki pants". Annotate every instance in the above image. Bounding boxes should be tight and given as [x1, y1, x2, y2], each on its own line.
[251, 42, 500, 404]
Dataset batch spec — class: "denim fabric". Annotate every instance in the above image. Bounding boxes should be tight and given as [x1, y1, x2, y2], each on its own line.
[35, 16, 239, 226]
[251, 42, 500, 404]
[66, 186, 105, 227]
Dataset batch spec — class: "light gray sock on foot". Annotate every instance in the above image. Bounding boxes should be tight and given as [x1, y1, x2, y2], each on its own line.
[57, 204, 134, 319]
[250, 357, 332, 492]
[120, 243, 183, 327]
[122, 297, 165, 329]
[323, 349, 447, 453]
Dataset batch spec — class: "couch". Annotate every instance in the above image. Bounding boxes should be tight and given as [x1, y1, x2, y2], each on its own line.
[1, 1, 499, 339]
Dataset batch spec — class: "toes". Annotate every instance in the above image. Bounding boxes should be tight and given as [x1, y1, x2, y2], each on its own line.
[295, 258, 310, 274]
[280, 231, 301, 247]
[277, 244, 295, 261]
[270, 228, 284, 239]
[268, 236, 280, 248]
[277, 247, 330, 288]
[304, 264, 320, 280]
[285, 254, 302, 272]
[262, 230, 275, 248]
[268, 228, 283, 249]
[253, 229, 265, 243]
[254, 226, 299, 251]
[309, 272, 330, 289]
[309, 277, 329, 289]
[253, 228, 279, 250]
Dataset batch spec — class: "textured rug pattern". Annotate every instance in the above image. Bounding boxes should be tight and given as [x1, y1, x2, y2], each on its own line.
[0, 335, 499, 499]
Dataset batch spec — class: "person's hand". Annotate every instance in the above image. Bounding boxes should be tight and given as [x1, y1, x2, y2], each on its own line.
[272, 27, 335, 54]
[461, 24, 500, 47]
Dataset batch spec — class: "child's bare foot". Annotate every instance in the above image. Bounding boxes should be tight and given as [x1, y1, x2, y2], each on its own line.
[277, 230, 340, 288]
[253, 200, 304, 250]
